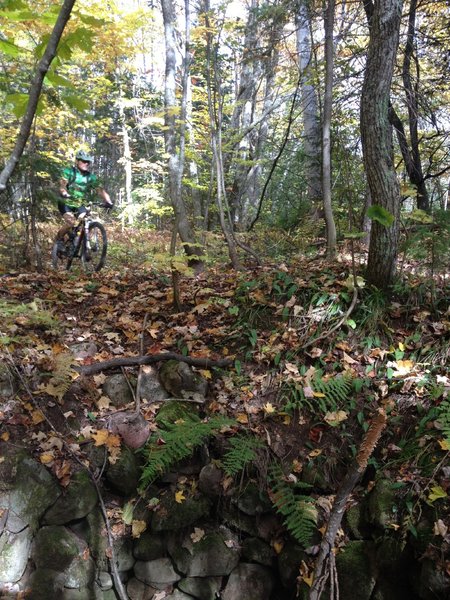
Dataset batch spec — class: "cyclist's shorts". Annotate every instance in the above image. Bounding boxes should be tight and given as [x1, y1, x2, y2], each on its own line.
[58, 201, 87, 216]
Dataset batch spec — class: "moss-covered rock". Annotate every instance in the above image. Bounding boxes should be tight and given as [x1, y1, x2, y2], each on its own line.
[106, 445, 140, 496]
[159, 360, 208, 399]
[335, 540, 376, 600]
[151, 493, 211, 531]
[42, 470, 97, 525]
[32, 526, 79, 571]
[7, 453, 60, 532]
[367, 478, 397, 530]
[155, 399, 200, 428]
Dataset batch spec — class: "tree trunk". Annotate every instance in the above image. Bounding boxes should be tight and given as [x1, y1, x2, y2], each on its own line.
[322, 0, 337, 259]
[160, 0, 204, 272]
[0, 0, 76, 191]
[361, 0, 403, 290]
[296, 0, 323, 208]
[401, 0, 429, 211]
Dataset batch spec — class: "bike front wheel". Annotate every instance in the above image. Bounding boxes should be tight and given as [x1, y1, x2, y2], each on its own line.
[81, 221, 107, 273]
[51, 240, 71, 272]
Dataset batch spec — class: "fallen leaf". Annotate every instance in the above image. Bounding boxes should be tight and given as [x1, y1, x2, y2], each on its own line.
[324, 410, 348, 427]
[175, 490, 186, 504]
[190, 527, 205, 543]
[433, 519, 448, 538]
[39, 452, 55, 464]
[263, 402, 276, 415]
[132, 520, 147, 538]
[236, 413, 248, 424]
[92, 429, 110, 447]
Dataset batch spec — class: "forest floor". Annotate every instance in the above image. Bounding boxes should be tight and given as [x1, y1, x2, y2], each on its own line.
[0, 223, 449, 579]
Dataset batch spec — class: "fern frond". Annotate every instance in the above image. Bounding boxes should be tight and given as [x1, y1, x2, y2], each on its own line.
[139, 416, 233, 488]
[269, 465, 318, 548]
[279, 371, 355, 415]
[222, 434, 265, 477]
[41, 352, 77, 401]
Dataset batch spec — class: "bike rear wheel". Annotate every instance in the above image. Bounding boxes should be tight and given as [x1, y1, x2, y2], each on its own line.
[51, 240, 71, 271]
[81, 221, 107, 273]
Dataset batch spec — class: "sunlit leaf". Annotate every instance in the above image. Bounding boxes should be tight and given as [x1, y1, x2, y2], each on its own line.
[367, 205, 395, 227]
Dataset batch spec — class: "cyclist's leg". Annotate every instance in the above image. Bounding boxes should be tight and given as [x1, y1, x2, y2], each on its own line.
[56, 204, 76, 241]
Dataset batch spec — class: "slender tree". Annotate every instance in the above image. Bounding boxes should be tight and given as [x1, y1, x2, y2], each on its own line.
[361, 0, 404, 289]
[322, 0, 337, 258]
[0, 0, 77, 191]
[160, 0, 204, 271]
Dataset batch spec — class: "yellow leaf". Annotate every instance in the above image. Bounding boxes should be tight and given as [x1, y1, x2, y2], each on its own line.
[31, 410, 45, 425]
[1, 432, 10, 442]
[398, 342, 405, 351]
[236, 413, 249, 424]
[131, 520, 147, 538]
[308, 449, 322, 458]
[199, 369, 212, 380]
[302, 573, 314, 587]
[313, 391, 326, 398]
[40, 452, 55, 464]
[263, 402, 276, 415]
[92, 429, 110, 447]
[438, 439, 450, 451]
[175, 490, 186, 504]
[273, 540, 284, 554]
[283, 414, 292, 425]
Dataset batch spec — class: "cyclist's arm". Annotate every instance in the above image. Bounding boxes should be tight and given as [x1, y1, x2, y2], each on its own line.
[97, 186, 113, 207]
[59, 177, 70, 199]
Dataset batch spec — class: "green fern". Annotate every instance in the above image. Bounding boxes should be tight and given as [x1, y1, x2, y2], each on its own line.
[139, 416, 233, 488]
[280, 370, 355, 414]
[269, 465, 318, 548]
[222, 434, 265, 477]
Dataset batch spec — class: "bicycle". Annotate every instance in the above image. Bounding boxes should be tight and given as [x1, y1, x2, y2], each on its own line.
[51, 206, 108, 273]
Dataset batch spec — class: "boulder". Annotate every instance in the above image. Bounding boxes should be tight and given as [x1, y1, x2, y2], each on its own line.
[222, 563, 274, 600]
[159, 360, 208, 399]
[106, 445, 141, 496]
[0, 527, 32, 584]
[43, 470, 97, 525]
[169, 529, 240, 577]
[134, 557, 181, 587]
[103, 374, 135, 407]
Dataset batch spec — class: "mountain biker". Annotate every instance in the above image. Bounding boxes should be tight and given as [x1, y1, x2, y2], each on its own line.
[56, 150, 113, 242]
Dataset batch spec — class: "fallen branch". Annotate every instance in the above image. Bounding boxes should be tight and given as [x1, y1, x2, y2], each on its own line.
[78, 352, 233, 376]
[309, 408, 387, 600]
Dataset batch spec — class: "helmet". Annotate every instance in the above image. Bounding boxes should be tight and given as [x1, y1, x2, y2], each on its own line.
[75, 150, 93, 162]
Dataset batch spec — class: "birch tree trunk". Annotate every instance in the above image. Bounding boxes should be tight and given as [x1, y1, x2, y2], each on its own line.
[118, 93, 134, 225]
[160, 0, 204, 271]
[361, 0, 403, 289]
[322, 0, 337, 258]
[0, 0, 76, 191]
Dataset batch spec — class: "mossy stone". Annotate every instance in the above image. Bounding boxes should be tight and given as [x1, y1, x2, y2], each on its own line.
[152, 493, 211, 531]
[336, 540, 376, 600]
[32, 526, 79, 571]
[367, 478, 397, 530]
[155, 399, 200, 428]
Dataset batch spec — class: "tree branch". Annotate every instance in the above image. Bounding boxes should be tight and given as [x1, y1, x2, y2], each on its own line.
[78, 352, 233, 376]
